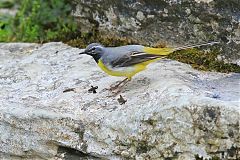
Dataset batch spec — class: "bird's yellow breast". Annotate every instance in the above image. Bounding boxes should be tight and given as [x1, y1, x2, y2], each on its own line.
[97, 59, 158, 79]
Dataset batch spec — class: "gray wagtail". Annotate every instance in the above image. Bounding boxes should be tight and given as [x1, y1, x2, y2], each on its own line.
[79, 41, 219, 89]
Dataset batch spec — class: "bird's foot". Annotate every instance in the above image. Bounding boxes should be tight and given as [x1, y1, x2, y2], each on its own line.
[103, 78, 130, 97]
[108, 89, 122, 97]
[108, 78, 129, 91]
[108, 84, 120, 91]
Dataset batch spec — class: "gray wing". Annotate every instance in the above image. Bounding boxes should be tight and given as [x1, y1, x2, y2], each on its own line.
[111, 51, 164, 67]
[102, 45, 164, 67]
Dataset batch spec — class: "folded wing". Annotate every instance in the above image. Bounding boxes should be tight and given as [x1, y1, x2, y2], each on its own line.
[111, 51, 168, 67]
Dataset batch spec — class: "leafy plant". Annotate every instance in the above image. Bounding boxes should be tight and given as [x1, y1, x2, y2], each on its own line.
[11, 0, 79, 42]
[0, 14, 13, 42]
[0, 0, 14, 9]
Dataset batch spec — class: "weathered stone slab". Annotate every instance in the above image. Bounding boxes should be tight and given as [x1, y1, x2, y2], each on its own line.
[0, 42, 239, 159]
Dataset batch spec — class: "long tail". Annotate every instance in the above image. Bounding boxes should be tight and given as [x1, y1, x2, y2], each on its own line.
[173, 41, 220, 52]
[143, 41, 220, 56]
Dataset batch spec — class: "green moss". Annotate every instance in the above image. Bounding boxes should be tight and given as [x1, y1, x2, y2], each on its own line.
[168, 48, 240, 73]
[67, 34, 138, 48]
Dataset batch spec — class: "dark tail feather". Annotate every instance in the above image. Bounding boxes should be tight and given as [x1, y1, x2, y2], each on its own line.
[173, 41, 220, 52]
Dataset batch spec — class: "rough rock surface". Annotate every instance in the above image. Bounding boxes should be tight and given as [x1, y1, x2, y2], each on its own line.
[73, 0, 240, 64]
[0, 42, 239, 159]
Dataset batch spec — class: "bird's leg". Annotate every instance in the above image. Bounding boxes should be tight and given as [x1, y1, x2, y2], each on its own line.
[109, 78, 129, 91]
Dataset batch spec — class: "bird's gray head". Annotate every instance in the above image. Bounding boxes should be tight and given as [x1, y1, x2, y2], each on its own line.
[79, 43, 104, 62]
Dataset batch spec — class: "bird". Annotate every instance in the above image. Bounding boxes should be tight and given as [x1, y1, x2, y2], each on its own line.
[79, 41, 219, 90]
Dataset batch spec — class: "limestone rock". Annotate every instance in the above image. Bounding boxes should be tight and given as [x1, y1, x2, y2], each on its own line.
[73, 0, 240, 64]
[0, 42, 239, 159]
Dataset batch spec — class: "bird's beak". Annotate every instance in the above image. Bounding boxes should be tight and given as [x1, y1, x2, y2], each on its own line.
[79, 50, 87, 55]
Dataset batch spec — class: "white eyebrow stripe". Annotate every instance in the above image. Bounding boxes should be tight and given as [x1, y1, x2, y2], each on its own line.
[89, 45, 104, 51]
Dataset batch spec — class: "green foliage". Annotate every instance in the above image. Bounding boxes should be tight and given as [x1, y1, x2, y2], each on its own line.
[10, 0, 78, 42]
[0, 0, 14, 8]
[0, 14, 13, 42]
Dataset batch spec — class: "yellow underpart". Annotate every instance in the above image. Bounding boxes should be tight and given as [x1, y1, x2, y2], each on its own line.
[143, 47, 174, 55]
[97, 58, 161, 79]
